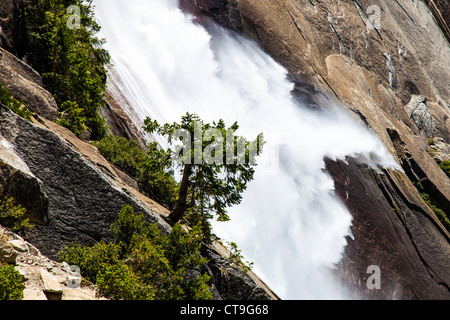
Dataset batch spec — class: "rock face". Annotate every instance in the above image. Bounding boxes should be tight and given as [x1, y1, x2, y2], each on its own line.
[0, 0, 26, 57]
[1, 0, 448, 300]
[0, 105, 274, 300]
[201, 244, 276, 300]
[181, 0, 450, 299]
[0, 150, 49, 226]
[0, 104, 170, 259]
[0, 225, 104, 300]
[179, 0, 242, 32]
[326, 158, 450, 299]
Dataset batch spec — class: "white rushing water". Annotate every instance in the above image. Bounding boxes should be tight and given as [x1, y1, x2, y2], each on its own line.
[94, 0, 400, 299]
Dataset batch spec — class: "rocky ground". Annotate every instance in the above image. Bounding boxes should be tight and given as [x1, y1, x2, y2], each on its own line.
[1, 0, 449, 300]
[1, 225, 103, 300]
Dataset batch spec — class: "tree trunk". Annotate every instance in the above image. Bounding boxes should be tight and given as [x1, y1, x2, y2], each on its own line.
[168, 164, 191, 225]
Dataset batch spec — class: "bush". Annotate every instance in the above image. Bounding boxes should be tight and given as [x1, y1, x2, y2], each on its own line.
[96, 263, 154, 300]
[438, 161, 450, 178]
[0, 264, 25, 300]
[55, 101, 87, 137]
[24, 0, 110, 139]
[92, 136, 178, 209]
[0, 196, 34, 233]
[59, 205, 212, 300]
[0, 82, 33, 121]
[58, 241, 121, 283]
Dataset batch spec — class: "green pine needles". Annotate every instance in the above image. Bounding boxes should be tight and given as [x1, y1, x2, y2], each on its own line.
[144, 112, 264, 240]
[59, 205, 213, 300]
[0, 196, 34, 233]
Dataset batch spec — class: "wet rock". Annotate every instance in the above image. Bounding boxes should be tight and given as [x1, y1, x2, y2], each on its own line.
[182, 0, 450, 299]
[179, 0, 242, 32]
[0, 104, 170, 259]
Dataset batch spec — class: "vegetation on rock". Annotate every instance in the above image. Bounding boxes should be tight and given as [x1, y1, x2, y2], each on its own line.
[438, 161, 450, 179]
[0, 263, 25, 300]
[144, 112, 264, 240]
[23, 0, 110, 139]
[92, 135, 178, 210]
[414, 181, 450, 233]
[59, 205, 212, 300]
[0, 196, 34, 233]
[0, 82, 33, 121]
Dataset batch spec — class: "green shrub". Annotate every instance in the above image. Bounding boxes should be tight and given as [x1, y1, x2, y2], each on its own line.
[59, 205, 212, 300]
[96, 263, 154, 300]
[110, 204, 147, 252]
[438, 161, 450, 178]
[92, 136, 178, 209]
[0, 196, 34, 233]
[414, 182, 450, 233]
[0, 264, 25, 300]
[0, 82, 33, 121]
[55, 101, 87, 138]
[227, 241, 253, 272]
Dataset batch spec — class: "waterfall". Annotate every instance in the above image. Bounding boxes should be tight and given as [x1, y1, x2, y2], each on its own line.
[93, 0, 400, 299]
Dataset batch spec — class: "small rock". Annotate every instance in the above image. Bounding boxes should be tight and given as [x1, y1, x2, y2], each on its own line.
[9, 240, 28, 253]
[39, 268, 63, 293]
[27, 243, 41, 256]
[23, 288, 48, 300]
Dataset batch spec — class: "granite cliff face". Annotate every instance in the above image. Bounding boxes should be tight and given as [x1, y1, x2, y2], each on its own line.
[181, 0, 450, 299]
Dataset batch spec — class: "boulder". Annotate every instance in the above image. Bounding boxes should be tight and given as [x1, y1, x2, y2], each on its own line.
[9, 239, 28, 253]
[0, 47, 58, 120]
[39, 268, 62, 293]
[326, 157, 450, 299]
[0, 133, 50, 226]
[0, 236, 17, 264]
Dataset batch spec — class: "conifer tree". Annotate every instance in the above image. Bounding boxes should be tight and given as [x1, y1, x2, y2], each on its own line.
[144, 112, 264, 239]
